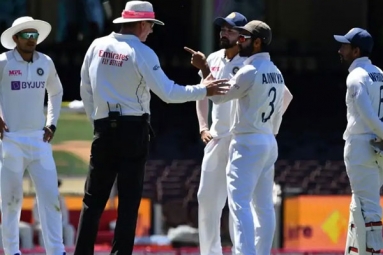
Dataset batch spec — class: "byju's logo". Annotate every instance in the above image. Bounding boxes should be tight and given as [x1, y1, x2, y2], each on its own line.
[11, 81, 45, 90]
[11, 81, 20, 90]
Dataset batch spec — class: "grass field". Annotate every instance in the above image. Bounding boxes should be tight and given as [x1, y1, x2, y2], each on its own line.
[54, 151, 89, 175]
[51, 111, 93, 176]
[52, 112, 93, 144]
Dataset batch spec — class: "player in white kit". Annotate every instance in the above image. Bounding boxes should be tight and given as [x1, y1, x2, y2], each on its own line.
[0, 17, 66, 255]
[210, 20, 288, 255]
[334, 28, 383, 254]
[185, 12, 247, 255]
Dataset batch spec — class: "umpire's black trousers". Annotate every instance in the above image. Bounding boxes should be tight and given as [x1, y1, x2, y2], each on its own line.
[74, 115, 150, 255]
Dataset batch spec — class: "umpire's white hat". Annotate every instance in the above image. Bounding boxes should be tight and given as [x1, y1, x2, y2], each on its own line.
[1, 16, 51, 50]
[113, 1, 164, 26]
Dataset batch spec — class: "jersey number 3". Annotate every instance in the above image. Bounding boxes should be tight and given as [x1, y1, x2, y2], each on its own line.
[262, 87, 277, 123]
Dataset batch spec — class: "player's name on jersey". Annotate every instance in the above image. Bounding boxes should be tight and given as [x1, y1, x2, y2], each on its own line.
[262, 72, 284, 84]
[368, 72, 383, 82]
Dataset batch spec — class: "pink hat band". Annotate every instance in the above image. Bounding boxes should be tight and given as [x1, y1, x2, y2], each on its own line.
[121, 10, 155, 19]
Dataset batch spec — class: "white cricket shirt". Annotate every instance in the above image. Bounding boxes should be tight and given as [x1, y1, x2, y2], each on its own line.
[343, 57, 383, 140]
[80, 32, 207, 121]
[0, 50, 63, 133]
[198, 49, 246, 138]
[210, 53, 285, 135]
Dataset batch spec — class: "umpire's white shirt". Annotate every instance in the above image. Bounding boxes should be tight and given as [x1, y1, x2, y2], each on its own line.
[199, 49, 246, 138]
[210, 53, 285, 135]
[81, 32, 207, 121]
[0, 50, 63, 133]
[343, 57, 383, 140]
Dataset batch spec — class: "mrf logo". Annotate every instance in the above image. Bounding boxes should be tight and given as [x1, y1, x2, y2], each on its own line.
[9, 70, 22, 76]
[11, 81, 45, 90]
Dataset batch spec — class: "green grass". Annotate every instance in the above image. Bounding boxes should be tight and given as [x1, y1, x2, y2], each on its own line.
[53, 151, 89, 176]
[52, 112, 93, 144]
[49, 111, 92, 176]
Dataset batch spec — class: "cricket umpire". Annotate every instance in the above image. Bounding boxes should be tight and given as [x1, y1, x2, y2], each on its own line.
[74, 1, 229, 255]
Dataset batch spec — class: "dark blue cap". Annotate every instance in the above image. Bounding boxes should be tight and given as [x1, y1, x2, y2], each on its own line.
[214, 12, 247, 28]
[334, 27, 374, 53]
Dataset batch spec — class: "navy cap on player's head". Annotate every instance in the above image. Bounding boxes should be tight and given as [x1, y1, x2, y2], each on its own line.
[334, 28, 374, 53]
[214, 12, 247, 28]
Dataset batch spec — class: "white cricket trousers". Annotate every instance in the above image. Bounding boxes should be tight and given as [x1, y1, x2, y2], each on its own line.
[36, 223, 76, 247]
[0, 131, 65, 255]
[227, 133, 278, 255]
[197, 136, 235, 255]
[0, 222, 33, 250]
[344, 134, 383, 223]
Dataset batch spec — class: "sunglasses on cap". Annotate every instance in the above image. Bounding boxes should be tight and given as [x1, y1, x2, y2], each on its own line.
[238, 34, 252, 43]
[17, 32, 39, 40]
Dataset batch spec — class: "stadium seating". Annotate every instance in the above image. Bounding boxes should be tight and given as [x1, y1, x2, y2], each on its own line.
[145, 159, 351, 200]
[142, 158, 353, 232]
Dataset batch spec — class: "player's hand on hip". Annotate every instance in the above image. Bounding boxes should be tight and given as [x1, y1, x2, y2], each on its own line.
[370, 138, 383, 156]
[201, 130, 213, 144]
[184, 46, 207, 70]
[0, 117, 9, 139]
[203, 78, 230, 96]
[43, 126, 54, 143]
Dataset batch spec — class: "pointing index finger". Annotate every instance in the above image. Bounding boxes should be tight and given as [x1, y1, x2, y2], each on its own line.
[184, 46, 196, 54]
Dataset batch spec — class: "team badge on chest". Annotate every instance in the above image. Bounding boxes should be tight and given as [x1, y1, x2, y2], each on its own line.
[37, 68, 44, 76]
[232, 67, 239, 75]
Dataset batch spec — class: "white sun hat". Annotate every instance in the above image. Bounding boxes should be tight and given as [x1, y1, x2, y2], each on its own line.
[1, 16, 51, 50]
[113, 1, 164, 25]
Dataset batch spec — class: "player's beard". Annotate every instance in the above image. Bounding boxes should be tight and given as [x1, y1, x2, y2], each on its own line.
[238, 43, 253, 57]
[339, 54, 354, 68]
[220, 37, 236, 49]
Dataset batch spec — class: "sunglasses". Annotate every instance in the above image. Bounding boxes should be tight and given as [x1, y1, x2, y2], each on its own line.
[17, 32, 39, 40]
[238, 34, 252, 43]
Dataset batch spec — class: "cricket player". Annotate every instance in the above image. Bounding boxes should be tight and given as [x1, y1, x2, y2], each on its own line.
[209, 20, 287, 255]
[187, 15, 292, 254]
[185, 12, 248, 255]
[0, 16, 66, 255]
[334, 28, 383, 254]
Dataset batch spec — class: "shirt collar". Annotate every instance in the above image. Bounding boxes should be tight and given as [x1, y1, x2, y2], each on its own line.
[12, 49, 39, 62]
[221, 49, 242, 63]
[348, 57, 371, 73]
[244, 52, 270, 65]
[110, 32, 140, 41]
